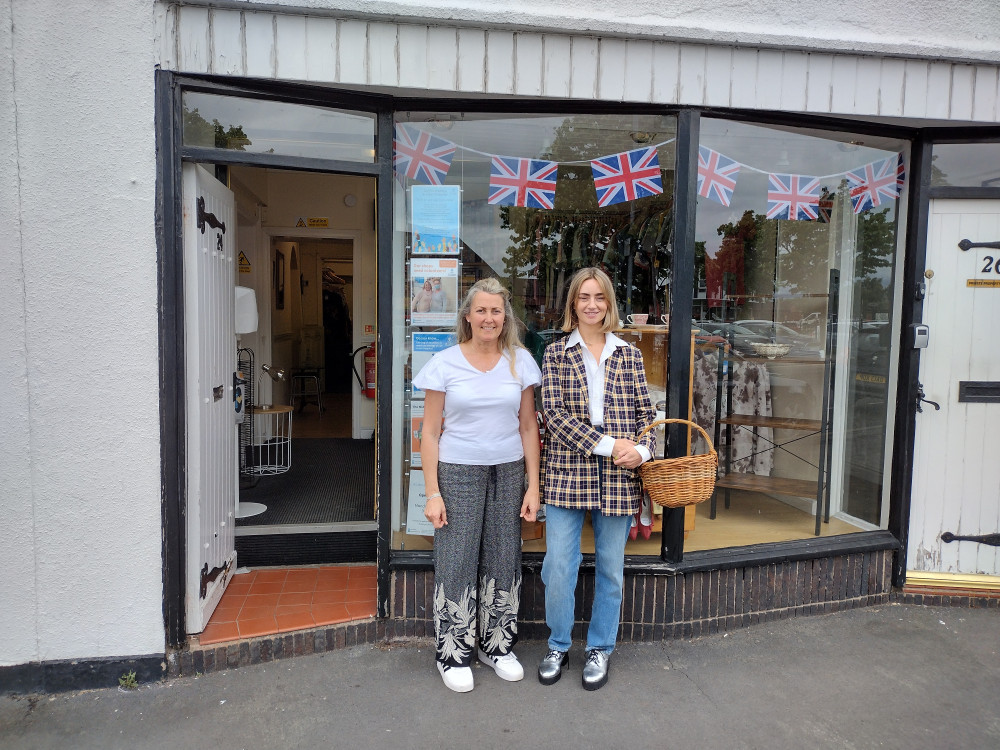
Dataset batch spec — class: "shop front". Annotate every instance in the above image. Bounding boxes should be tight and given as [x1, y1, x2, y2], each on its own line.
[154, 5, 1000, 655]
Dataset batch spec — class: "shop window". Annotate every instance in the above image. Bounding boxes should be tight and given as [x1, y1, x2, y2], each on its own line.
[182, 92, 375, 162]
[930, 143, 1000, 188]
[390, 113, 677, 553]
[691, 118, 908, 548]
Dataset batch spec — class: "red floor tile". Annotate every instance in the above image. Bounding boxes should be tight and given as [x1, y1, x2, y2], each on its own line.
[203, 565, 378, 644]
[238, 616, 279, 639]
[200, 621, 240, 645]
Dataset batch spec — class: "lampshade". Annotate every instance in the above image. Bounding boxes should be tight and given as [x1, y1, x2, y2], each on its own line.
[261, 363, 287, 382]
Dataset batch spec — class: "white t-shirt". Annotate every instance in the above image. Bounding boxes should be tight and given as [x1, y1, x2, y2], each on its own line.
[412, 345, 541, 465]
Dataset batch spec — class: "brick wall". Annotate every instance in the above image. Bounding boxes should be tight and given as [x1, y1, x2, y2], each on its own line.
[391, 549, 896, 641]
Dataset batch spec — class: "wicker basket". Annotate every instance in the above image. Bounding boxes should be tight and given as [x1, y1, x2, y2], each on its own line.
[637, 419, 718, 508]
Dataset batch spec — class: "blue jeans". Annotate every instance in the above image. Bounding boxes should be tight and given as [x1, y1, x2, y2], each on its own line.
[541, 504, 632, 654]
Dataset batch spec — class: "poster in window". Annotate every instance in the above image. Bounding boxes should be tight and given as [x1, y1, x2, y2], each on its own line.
[411, 184, 460, 255]
[411, 331, 457, 400]
[405, 469, 435, 537]
[411, 257, 459, 326]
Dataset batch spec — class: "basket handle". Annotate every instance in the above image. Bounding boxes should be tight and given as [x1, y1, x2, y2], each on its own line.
[637, 418, 716, 452]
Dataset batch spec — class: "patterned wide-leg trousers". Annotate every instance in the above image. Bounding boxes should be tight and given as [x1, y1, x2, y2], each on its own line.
[433, 459, 524, 668]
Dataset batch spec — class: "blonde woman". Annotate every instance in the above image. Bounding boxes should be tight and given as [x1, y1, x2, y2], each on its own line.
[537, 267, 656, 691]
[414, 277, 541, 693]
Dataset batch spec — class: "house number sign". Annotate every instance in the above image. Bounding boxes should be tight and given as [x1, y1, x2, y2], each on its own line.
[959, 238, 1000, 288]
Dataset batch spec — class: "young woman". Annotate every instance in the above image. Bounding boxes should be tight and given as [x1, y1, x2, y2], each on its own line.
[414, 277, 541, 693]
[537, 267, 656, 691]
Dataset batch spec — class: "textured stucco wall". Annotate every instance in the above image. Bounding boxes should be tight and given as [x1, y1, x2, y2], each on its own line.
[191, 0, 1000, 63]
[0, 1, 164, 665]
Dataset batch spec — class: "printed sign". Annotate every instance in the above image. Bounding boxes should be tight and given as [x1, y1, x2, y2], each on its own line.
[405, 469, 435, 537]
[411, 185, 460, 255]
[411, 258, 459, 326]
[411, 331, 456, 400]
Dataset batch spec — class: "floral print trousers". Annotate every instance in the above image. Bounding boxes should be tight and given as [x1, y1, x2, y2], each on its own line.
[433, 460, 525, 668]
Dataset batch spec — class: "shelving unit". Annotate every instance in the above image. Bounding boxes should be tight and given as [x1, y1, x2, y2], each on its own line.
[710, 271, 839, 536]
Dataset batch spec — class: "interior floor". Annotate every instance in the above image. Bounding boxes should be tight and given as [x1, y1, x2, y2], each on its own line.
[199, 564, 377, 645]
[514, 489, 860, 554]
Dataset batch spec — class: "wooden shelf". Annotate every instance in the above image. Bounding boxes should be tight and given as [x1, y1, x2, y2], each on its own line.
[715, 473, 818, 499]
[719, 415, 821, 431]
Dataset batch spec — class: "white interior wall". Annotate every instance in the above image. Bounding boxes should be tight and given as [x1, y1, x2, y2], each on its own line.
[1, 1, 163, 665]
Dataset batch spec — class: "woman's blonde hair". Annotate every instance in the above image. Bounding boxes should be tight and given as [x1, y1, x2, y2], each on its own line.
[560, 266, 621, 333]
[456, 277, 525, 376]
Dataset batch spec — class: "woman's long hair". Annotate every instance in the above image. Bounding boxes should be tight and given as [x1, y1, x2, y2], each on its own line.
[456, 277, 524, 377]
[560, 266, 621, 332]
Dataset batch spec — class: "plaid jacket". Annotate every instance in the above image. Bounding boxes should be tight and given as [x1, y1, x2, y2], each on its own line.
[541, 339, 656, 516]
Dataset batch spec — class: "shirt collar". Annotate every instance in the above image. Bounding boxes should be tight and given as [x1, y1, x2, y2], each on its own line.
[565, 328, 629, 352]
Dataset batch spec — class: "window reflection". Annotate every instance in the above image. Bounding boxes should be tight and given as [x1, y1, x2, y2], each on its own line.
[182, 92, 375, 161]
[392, 113, 677, 553]
[691, 118, 906, 548]
[931, 143, 1000, 188]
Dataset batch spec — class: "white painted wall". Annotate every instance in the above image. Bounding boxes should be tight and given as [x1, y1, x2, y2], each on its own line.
[160, 3, 1000, 124]
[0, 1, 164, 665]
[172, 0, 1000, 63]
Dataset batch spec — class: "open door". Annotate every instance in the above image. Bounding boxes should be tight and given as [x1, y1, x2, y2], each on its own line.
[183, 164, 238, 633]
[909, 199, 1000, 578]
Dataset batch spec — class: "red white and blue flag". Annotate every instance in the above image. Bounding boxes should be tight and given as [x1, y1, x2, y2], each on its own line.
[697, 146, 741, 206]
[767, 173, 821, 221]
[816, 187, 835, 223]
[846, 155, 902, 214]
[590, 146, 663, 207]
[393, 125, 456, 185]
[488, 156, 559, 209]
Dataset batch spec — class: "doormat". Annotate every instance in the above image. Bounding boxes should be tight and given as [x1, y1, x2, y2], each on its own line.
[237, 438, 375, 526]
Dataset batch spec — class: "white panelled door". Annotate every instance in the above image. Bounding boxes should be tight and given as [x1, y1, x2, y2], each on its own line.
[183, 164, 238, 633]
[909, 200, 1000, 577]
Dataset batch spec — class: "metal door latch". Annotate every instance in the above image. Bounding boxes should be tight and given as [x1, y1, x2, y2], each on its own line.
[916, 382, 940, 413]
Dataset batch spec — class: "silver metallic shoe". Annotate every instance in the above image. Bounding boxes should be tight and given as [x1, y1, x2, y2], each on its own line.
[537, 649, 568, 685]
[581, 649, 610, 691]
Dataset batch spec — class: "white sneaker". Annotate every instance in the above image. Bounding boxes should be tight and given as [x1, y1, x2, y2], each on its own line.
[478, 649, 525, 681]
[436, 661, 474, 692]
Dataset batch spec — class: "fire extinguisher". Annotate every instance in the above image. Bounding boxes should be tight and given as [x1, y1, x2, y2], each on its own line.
[352, 343, 377, 399]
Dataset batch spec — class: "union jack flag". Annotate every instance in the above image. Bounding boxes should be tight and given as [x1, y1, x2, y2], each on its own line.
[846, 155, 902, 214]
[816, 187, 835, 223]
[487, 156, 559, 209]
[697, 146, 741, 206]
[590, 147, 663, 207]
[767, 173, 821, 221]
[393, 124, 455, 185]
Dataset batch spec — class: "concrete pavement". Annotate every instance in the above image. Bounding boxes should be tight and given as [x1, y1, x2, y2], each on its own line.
[2, 603, 997, 750]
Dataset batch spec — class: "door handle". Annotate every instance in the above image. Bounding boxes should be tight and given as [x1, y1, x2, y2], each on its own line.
[915, 382, 940, 413]
[958, 238, 1000, 251]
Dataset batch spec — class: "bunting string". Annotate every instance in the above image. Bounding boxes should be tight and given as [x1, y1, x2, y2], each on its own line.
[394, 124, 905, 220]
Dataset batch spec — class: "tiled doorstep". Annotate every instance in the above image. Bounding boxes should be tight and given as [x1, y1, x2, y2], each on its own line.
[199, 565, 377, 645]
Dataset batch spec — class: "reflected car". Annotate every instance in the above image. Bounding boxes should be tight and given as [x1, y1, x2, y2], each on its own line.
[694, 321, 771, 356]
[735, 319, 825, 358]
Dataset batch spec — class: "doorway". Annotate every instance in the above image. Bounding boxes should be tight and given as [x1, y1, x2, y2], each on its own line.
[228, 166, 378, 567]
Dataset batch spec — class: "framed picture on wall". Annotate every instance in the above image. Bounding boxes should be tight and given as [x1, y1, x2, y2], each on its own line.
[274, 249, 285, 310]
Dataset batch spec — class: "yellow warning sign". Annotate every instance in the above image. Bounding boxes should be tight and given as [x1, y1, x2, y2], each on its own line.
[238, 251, 251, 274]
[967, 279, 1000, 287]
[294, 217, 330, 228]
